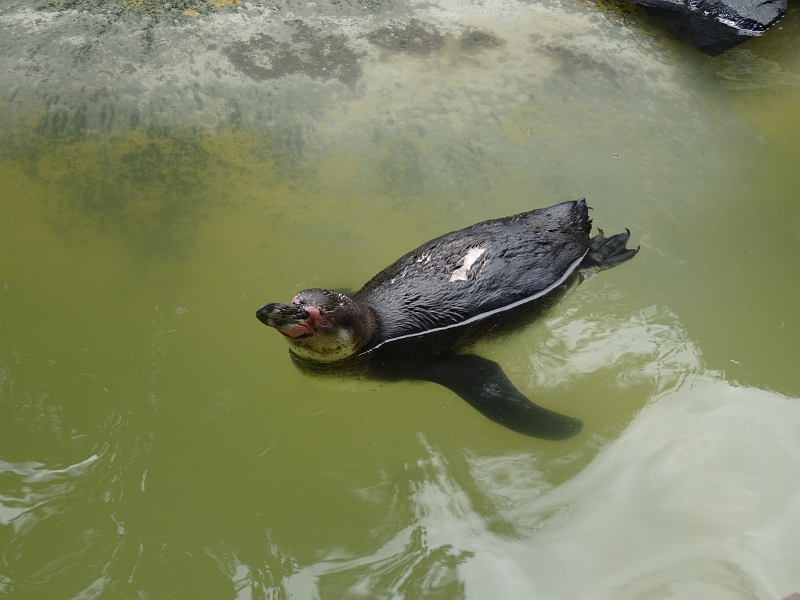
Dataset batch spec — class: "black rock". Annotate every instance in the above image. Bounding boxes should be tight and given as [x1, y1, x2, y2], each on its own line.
[626, 0, 787, 55]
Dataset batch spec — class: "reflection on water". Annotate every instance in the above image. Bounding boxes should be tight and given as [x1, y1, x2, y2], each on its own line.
[0, 455, 99, 534]
[205, 541, 299, 600]
[519, 302, 707, 394]
[286, 378, 800, 599]
[2, 0, 800, 597]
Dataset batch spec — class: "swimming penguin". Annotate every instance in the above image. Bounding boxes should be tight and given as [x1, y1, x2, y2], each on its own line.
[256, 199, 638, 440]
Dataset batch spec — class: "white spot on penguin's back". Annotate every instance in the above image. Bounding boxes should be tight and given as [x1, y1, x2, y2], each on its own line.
[449, 246, 487, 282]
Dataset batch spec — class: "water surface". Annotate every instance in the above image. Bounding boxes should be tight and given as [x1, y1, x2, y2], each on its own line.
[1, 1, 800, 598]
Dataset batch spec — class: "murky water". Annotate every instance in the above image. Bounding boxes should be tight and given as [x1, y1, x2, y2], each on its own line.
[1, 0, 800, 598]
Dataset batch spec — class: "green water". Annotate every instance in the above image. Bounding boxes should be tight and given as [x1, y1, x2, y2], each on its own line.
[2, 2, 800, 598]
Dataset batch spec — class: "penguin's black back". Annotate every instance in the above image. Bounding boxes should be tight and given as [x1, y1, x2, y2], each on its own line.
[355, 199, 591, 345]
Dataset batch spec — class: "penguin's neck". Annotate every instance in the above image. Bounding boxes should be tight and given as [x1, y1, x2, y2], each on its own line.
[345, 299, 379, 354]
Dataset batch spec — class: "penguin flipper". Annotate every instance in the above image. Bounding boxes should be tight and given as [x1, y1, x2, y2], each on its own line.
[418, 354, 582, 440]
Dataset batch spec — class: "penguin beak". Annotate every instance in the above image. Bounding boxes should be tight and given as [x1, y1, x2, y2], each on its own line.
[256, 303, 312, 336]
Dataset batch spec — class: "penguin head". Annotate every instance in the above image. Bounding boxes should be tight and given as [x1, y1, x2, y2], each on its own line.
[256, 289, 377, 362]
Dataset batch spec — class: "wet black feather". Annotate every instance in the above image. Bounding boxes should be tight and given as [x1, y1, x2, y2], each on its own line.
[354, 199, 591, 344]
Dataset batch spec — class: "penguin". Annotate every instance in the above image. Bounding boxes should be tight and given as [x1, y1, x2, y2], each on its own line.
[257, 199, 638, 440]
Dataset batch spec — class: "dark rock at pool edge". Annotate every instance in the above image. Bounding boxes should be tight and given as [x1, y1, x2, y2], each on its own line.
[625, 0, 787, 56]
